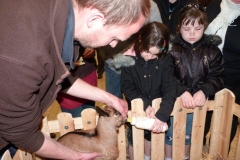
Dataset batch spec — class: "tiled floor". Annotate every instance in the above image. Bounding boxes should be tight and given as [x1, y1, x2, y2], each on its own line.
[43, 72, 240, 159]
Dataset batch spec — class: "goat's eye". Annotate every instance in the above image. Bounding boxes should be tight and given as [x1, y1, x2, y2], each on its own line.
[115, 112, 120, 116]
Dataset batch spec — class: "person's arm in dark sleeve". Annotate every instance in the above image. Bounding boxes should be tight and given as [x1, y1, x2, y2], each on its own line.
[155, 54, 177, 122]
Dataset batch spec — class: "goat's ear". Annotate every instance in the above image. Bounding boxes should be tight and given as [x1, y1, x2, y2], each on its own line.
[96, 106, 109, 117]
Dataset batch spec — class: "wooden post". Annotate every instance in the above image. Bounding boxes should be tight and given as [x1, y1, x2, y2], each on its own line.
[117, 125, 127, 160]
[190, 102, 208, 159]
[81, 108, 97, 130]
[172, 98, 187, 160]
[131, 98, 145, 160]
[57, 113, 75, 136]
[210, 89, 235, 159]
[151, 98, 165, 160]
[1, 150, 12, 160]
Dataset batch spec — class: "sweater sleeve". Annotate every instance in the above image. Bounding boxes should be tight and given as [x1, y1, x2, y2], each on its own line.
[0, 60, 47, 152]
[199, 48, 224, 97]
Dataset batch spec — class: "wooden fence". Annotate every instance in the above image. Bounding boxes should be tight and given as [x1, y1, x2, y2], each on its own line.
[1, 88, 240, 160]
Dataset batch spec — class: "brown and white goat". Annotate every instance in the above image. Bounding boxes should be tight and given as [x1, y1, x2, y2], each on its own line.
[56, 106, 125, 160]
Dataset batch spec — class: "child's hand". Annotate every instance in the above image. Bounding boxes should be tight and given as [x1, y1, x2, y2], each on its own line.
[149, 119, 168, 133]
[180, 91, 196, 109]
[145, 106, 155, 118]
[193, 90, 206, 107]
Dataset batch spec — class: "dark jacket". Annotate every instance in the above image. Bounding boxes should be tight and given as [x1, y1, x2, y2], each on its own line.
[121, 54, 177, 122]
[0, 0, 73, 152]
[169, 34, 224, 97]
[153, 0, 191, 34]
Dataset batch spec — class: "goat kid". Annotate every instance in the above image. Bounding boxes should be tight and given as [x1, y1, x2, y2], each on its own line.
[49, 106, 125, 160]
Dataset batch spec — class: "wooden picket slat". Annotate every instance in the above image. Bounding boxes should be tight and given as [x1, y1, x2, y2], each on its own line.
[81, 108, 97, 130]
[1, 150, 12, 160]
[151, 98, 165, 160]
[117, 125, 127, 160]
[13, 150, 32, 160]
[209, 89, 235, 159]
[190, 103, 208, 160]
[57, 112, 75, 136]
[131, 98, 145, 160]
[172, 98, 187, 160]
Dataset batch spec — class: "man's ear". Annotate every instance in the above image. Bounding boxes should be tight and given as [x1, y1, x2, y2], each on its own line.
[86, 9, 105, 28]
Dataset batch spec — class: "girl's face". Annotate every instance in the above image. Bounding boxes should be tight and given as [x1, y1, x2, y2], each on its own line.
[180, 19, 204, 44]
[140, 46, 160, 61]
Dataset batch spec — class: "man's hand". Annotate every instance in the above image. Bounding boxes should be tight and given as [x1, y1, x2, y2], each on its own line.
[106, 95, 128, 119]
[75, 152, 103, 160]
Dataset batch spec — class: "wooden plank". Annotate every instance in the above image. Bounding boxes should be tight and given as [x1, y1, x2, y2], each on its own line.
[41, 117, 50, 136]
[1, 150, 12, 160]
[209, 89, 235, 159]
[190, 103, 208, 160]
[81, 108, 97, 130]
[235, 132, 240, 160]
[151, 98, 165, 160]
[14, 150, 33, 160]
[172, 98, 186, 160]
[116, 125, 127, 160]
[57, 112, 75, 136]
[131, 98, 145, 160]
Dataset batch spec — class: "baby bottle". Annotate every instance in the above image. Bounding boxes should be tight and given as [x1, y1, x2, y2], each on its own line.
[127, 116, 167, 131]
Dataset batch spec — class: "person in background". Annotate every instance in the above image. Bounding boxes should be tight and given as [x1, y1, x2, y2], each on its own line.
[57, 41, 97, 118]
[0, 0, 150, 159]
[203, 0, 240, 152]
[96, 49, 105, 79]
[121, 22, 177, 160]
[153, 0, 192, 34]
[167, 3, 224, 160]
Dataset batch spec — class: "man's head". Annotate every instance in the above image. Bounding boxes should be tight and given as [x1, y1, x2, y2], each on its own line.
[73, 0, 150, 48]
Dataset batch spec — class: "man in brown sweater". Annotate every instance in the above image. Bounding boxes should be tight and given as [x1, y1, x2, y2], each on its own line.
[0, 0, 150, 159]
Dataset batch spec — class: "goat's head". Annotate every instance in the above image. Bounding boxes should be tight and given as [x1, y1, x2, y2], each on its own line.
[96, 106, 125, 128]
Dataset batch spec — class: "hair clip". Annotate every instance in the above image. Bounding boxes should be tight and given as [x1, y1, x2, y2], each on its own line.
[161, 40, 166, 51]
[179, 3, 205, 15]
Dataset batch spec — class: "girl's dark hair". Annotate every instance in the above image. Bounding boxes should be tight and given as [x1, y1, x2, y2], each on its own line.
[176, 3, 208, 33]
[134, 22, 170, 59]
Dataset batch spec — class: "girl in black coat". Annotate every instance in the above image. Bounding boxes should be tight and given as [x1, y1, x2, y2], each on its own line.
[121, 22, 177, 160]
[167, 3, 224, 160]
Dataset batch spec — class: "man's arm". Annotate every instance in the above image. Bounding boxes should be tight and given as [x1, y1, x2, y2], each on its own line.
[35, 134, 102, 159]
[66, 78, 128, 118]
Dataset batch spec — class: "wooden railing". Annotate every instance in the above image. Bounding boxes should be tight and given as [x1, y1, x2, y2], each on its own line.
[1, 88, 240, 160]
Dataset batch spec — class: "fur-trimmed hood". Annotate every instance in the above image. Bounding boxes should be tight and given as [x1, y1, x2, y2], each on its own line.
[170, 34, 222, 48]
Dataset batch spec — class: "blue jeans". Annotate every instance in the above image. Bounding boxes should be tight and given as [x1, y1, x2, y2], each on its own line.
[165, 113, 193, 145]
[105, 62, 123, 99]
[60, 101, 95, 118]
